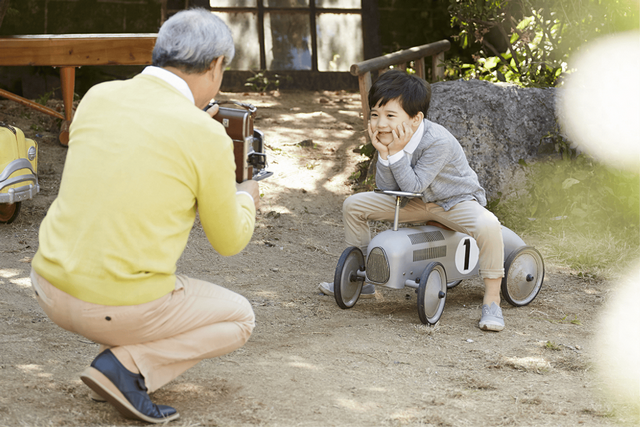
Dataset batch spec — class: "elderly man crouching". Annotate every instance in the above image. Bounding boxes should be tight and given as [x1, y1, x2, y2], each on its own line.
[30, 9, 259, 424]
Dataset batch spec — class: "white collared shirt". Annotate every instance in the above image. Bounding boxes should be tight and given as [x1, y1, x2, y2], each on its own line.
[141, 66, 195, 104]
[377, 120, 425, 166]
[141, 66, 255, 203]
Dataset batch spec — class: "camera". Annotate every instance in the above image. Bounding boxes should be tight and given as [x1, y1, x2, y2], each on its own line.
[206, 101, 273, 183]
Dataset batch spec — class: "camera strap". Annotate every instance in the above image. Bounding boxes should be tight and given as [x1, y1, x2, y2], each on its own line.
[204, 100, 257, 117]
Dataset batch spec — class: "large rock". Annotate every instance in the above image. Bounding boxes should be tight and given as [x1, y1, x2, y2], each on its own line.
[428, 79, 557, 201]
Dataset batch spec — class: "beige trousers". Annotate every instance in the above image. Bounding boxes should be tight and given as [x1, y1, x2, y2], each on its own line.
[343, 192, 504, 279]
[30, 270, 255, 392]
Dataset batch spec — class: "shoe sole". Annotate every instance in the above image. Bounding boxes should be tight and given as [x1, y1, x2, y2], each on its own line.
[479, 322, 504, 332]
[81, 367, 180, 424]
[90, 389, 106, 402]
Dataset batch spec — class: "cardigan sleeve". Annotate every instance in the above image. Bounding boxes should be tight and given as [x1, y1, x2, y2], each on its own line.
[389, 137, 452, 194]
[195, 130, 256, 256]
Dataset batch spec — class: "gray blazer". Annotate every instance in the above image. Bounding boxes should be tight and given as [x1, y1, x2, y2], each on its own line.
[376, 119, 486, 211]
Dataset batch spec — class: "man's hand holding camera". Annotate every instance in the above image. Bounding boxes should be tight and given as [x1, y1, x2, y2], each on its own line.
[205, 99, 260, 210]
[205, 100, 220, 118]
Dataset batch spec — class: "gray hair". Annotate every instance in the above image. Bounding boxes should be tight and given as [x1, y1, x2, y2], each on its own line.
[152, 8, 235, 74]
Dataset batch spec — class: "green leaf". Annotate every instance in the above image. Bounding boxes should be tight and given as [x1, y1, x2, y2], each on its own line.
[561, 178, 580, 190]
[484, 56, 500, 69]
[516, 16, 534, 31]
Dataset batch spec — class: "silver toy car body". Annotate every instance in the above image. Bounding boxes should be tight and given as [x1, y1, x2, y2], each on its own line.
[333, 189, 544, 325]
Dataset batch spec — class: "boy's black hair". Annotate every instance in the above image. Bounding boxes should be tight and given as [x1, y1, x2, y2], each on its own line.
[368, 69, 431, 118]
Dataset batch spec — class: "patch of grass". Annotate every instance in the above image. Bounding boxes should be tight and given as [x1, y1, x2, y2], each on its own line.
[548, 315, 582, 326]
[462, 377, 496, 391]
[581, 406, 617, 419]
[534, 229, 639, 279]
[490, 155, 639, 279]
[544, 341, 561, 351]
[501, 355, 551, 373]
[521, 396, 543, 405]
[413, 324, 439, 335]
[555, 354, 589, 372]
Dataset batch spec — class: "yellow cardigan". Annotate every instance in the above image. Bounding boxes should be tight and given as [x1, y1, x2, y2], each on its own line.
[33, 74, 255, 306]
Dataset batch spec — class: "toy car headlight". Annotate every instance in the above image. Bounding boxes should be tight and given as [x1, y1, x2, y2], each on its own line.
[366, 247, 390, 284]
[28, 146, 36, 161]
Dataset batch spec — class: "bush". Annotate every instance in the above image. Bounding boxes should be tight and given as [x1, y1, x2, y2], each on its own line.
[446, 0, 640, 86]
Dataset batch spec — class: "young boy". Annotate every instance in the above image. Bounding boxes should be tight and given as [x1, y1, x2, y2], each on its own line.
[319, 69, 506, 331]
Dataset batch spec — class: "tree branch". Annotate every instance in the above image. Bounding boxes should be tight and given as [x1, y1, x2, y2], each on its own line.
[481, 39, 519, 75]
[0, 0, 10, 29]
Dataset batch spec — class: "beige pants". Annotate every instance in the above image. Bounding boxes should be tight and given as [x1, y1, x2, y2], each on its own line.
[343, 192, 504, 279]
[30, 270, 255, 392]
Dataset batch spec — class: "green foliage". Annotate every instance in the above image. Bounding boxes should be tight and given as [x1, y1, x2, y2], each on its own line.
[350, 161, 376, 193]
[548, 315, 582, 325]
[35, 88, 57, 106]
[544, 341, 561, 350]
[446, 0, 640, 86]
[359, 142, 376, 159]
[245, 71, 289, 92]
[349, 142, 379, 192]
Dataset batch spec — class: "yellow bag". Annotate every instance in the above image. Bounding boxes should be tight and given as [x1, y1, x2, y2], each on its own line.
[0, 122, 39, 224]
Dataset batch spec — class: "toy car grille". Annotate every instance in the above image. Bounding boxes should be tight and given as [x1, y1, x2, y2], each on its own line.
[413, 246, 447, 262]
[407, 231, 444, 245]
[366, 247, 390, 284]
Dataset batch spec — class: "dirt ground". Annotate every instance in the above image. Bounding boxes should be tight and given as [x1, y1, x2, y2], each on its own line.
[0, 90, 630, 426]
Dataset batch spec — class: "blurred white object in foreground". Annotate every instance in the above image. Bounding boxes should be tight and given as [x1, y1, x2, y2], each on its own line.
[594, 263, 640, 421]
[558, 31, 640, 171]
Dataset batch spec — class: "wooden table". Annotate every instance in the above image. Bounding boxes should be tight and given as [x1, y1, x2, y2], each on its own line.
[0, 34, 157, 144]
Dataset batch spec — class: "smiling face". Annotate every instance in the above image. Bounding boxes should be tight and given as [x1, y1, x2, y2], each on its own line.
[369, 98, 422, 145]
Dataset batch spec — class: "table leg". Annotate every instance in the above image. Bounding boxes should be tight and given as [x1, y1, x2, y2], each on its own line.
[59, 66, 76, 146]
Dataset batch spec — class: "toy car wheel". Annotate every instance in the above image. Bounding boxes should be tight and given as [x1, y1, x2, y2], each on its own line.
[501, 246, 544, 307]
[447, 280, 462, 289]
[0, 202, 21, 224]
[334, 247, 365, 309]
[417, 262, 447, 325]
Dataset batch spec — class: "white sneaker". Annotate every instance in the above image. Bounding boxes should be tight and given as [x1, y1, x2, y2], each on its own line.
[479, 302, 505, 331]
[318, 282, 376, 299]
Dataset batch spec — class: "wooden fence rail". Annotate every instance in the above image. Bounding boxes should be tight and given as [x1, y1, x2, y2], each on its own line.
[350, 39, 451, 130]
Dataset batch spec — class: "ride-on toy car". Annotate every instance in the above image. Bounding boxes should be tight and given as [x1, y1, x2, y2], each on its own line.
[333, 189, 544, 325]
[1, 122, 39, 224]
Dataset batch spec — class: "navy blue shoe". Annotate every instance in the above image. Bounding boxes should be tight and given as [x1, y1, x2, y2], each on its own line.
[80, 349, 179, 423]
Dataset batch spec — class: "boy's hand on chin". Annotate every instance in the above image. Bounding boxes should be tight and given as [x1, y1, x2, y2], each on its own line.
[368, 122, 391, 159]
[387, 122, 414, 156]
